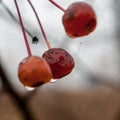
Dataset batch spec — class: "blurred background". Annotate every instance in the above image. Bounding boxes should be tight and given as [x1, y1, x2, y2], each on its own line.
[0, 0, 120, 120]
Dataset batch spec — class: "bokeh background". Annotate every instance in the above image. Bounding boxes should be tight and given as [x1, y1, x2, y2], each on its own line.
[0, 0, 120, 120]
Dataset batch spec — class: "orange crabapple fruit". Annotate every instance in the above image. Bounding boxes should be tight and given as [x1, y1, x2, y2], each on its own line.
[18, 56, 52, 87]
[42, 48, 75, 79]
[62, 2, 97, 38]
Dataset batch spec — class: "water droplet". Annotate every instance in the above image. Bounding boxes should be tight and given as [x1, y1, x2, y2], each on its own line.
[25, 86, 35, 91]
[50, 79, 57, 83]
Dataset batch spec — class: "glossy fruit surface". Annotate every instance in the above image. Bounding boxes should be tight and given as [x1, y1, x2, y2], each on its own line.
[42, 48, 74, 79]
[18, 56, 52, 87]
[62, 2, 97, 38]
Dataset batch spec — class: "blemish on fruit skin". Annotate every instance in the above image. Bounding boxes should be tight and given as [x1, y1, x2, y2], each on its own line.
[66, 10, 75, 20]
[32, 81, 44, 87]
[85, 19, 96, 32]
[54, 69, 58, 73]
[20, 57, 29, 64]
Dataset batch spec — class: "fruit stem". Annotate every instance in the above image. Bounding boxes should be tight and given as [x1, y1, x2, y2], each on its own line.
[14, 0, 32, 56]
[49, 0, 65, 12]
[27, 0, 51, 49]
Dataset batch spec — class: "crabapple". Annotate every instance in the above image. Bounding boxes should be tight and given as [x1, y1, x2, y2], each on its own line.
[62, 2, 97, 38]
[18, 56, 52, 87]
[42, 48, 74, 79]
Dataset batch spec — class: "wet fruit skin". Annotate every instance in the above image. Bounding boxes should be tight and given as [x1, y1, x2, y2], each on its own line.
[42, 48, 75, 79]
[62, 2, 97, 38]
[18, 56, 52, 87]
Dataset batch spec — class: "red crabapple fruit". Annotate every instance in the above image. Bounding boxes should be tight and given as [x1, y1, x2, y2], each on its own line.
[62, 2, 97, 38]
[18, 56, 52, 87]
[42, 48, 74, 79]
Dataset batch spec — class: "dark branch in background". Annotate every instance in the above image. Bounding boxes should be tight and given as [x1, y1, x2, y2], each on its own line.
[0, 0, 39, 43]
[0, 64, 34, 120]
